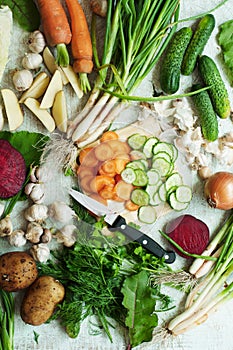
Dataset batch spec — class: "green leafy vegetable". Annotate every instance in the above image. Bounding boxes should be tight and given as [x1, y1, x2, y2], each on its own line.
[0, 0, 40, 31]
[122, 270, 158, 348]
[218, 20, 233, 86]
[0, 290, 15, 350]
[38, 221, 174, 347]
[33, 331, 39, 344]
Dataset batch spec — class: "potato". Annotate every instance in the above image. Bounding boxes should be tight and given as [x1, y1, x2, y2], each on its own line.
[0, 251, 38, 292]
[21, 275, 65, 326]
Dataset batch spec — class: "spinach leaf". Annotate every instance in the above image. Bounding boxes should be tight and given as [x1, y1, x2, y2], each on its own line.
[218, 20, 233, 86]
[0, 0, 40, 31]
[122, 270, 158, 347]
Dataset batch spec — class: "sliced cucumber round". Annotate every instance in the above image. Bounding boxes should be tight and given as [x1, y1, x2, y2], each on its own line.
[133, 169, 148, 187]
[169, 192, 189, 211]
[121, 167, 136, 184]
[127, 133, 147, 150]
[151, 157, 171, 177]
[126, 160, 147, 171]
[146, 168, 160, 185]
[152, 151, 172, 164]
[131, 188, 150, 206]
[158, 183, 167, 202]
[143, 137, 159, 158]
[175, 185, 192, 203]
[138, 205, 157, 224]
[165, 172, 183, 192]
[130, 150, 147, 160]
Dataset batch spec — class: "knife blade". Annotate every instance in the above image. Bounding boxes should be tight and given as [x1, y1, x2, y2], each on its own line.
[69, 189, 176, 264]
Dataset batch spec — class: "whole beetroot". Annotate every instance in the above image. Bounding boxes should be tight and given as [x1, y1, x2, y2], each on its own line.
[165, 214, 210, 258]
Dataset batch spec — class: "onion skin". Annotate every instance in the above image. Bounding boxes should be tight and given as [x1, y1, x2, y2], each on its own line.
[204, 171, 233, 210]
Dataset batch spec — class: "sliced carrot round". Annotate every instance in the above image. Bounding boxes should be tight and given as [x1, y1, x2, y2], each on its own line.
[115, 180, 133, 201]
[100, 131, 119, 142]
[79, 147, 93, 164]
[100, 159, 117, 175]
[125, 199, 139, 211]
[77, 166, 96, 179]
[107, 139, 131, 155]
[94, 143, 114, 161]
[79, 175, 94, 193]
[99, 184, 115, 200]
[89, 175, 115, 193]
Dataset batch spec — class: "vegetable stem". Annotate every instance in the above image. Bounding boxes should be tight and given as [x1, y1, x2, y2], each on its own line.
[56, 43, 70, 66]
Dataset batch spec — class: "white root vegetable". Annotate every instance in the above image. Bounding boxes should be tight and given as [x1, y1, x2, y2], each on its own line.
[194, 246, 222, 279]
[25, 222, 44, 243]
[0, 104, 4, 130]
[24, 204, 48, 222]
[0, 215, 13, 237]
[30, 243, 50, 263]
[8, 230, 26, 247]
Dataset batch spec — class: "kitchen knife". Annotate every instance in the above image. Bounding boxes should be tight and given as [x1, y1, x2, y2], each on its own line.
[69, 189, 176, 264]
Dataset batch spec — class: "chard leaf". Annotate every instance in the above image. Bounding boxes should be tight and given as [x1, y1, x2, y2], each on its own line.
[121, 270, 158, 347]
[218, 20, 233, 86]
[0, 0, 40, 31]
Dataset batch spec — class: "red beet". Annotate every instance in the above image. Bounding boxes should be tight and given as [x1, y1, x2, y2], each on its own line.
[0, 139, 26, 198]
[165, 214, 210, 259]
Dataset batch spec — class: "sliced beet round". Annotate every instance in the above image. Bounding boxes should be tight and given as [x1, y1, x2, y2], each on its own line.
[0, 139, 26, 198]
[165, 214, 210, 259]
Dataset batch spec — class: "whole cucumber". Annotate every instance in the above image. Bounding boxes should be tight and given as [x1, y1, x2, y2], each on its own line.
[198, 55, 231, 119]
[160, 27, 193, 94]
[191, 84, 218, 141]
[181, 14, 215, 76]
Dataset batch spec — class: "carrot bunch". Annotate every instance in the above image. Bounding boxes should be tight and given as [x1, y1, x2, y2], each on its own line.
[77, 131, 139, 211]
[36, 0, 93, 90]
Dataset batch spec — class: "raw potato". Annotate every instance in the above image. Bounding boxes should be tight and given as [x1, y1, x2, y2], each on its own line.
[19, 72, 50, 103]
[24, 97, 56, 132]
[43, 47, 69, 85]
[40, 70, 63, 109]
[21, 275, 65, 326]
[1, 88, 24, 130]
[61, 65, 83, 98]
[52, 90, 68, 132]
[0, 251, 38, 292]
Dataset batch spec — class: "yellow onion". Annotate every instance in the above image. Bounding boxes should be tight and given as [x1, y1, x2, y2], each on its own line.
[204, 171, 233, 210]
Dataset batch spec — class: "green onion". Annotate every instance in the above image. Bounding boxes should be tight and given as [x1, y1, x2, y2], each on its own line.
[0, 291, 15, 350]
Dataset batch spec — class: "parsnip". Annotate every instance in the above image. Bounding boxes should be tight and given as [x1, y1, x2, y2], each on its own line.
[0, 6, 13, 84]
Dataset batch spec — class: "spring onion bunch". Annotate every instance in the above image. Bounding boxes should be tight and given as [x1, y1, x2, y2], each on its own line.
[0, 291, 15, 350]
[67, 0, 181, 146]
[156, 212, 233, 337]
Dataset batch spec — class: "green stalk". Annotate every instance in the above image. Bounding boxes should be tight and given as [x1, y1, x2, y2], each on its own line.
[0, 291, 15, 350]
[56, 43, 70, 67]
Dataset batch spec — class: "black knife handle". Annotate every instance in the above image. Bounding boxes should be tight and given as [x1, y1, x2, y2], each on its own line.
[110, 216, 176, 264]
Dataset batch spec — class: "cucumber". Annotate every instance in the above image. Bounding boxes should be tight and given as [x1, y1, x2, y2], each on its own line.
[160, 27, 193, 94]
[121, 167, 136, 184]
[181, 14, 215, 76]
[198, 55, 231, 119]
[127, 133, 147, 150]
[138, 205, 157, 224]
[132, 169, 148, 187]
[191, 84, 218, 141]
[131, 188, 150, 206]
[143, 137, 159, 158]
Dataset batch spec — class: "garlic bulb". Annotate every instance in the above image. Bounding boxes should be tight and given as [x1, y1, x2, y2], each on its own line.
[55, 224, 77, 247]
[48, 201, 76, 223]
[22, 53, 43, 70]
[25, 222, 44, 243]
[30, 243, 50, 263]
[12, 69, 33, 91]
[8, 230, 27, 247]
[24, 182, 45, 204]
[41, 228, 52, 243]
[0, 215, 13, 237]
[24, 204, 48, 222]
[28, 30, 46, 53]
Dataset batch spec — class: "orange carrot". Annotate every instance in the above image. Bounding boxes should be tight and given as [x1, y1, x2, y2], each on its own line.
[114, 157, 130, 174]
[36, 0, 72, 66]
[80, 150, 99, 168]
[99, 184, 115, 200]
[100, 131, 119, 142]
[107, 139, 131, 155]
[65, 0, 93, 74]
[77, 166, 95, 179]
[100, 159, 116, 175]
